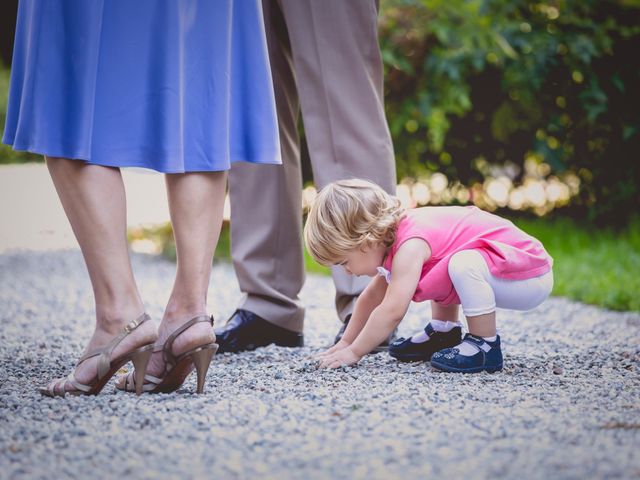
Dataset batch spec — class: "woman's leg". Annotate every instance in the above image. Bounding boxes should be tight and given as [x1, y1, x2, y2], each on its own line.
[45, 157, 157, 389]
[143, 171, 227, 377]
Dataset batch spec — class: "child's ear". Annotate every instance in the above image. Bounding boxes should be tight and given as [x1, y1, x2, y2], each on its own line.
[359, 240, 381, 253]
[359, 241, 373, 253]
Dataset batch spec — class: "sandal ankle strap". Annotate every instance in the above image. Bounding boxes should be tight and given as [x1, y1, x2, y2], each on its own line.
[163, 315, 214, 368]
[78, 312, 151, 380]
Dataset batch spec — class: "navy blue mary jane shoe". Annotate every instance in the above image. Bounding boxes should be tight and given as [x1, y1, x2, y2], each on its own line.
[430, 333, 503, 373]
[389, 323, 462, 362]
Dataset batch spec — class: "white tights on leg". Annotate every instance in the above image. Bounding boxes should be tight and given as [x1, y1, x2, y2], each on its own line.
[448, 250, 553, 317]
[447, 250, 553, 355]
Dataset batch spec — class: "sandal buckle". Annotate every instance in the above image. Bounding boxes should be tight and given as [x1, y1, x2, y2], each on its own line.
[124, 320, 138, 333]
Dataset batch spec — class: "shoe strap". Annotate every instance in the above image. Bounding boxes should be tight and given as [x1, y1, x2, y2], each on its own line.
[122, 370, 163, 393]
[163, 315, 214, 368]
[424, 323, 435, 338]
[461, 334, 491, 354]
[65, 372, 92, 393]
[77, 313, 151, 380]
[48, 372, 92, 397]
[49, 377, 68, 397]
[48, 377, 67, 397]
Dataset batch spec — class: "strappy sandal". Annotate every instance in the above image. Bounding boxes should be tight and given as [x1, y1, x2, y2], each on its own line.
[117, 315, 218, 394]
[39, 313, 156, 397]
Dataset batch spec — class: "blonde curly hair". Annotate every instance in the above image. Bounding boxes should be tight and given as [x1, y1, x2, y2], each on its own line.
[304, 179, 404, 266]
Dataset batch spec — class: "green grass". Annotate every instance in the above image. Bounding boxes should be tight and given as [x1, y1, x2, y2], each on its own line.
[513, 216, 640, 312]
[0, 64, 41, 165]
[129, 216, 640, 313]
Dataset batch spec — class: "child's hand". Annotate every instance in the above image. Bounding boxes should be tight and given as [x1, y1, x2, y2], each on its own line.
[314, 339, 351, 360]
[317, 347, 362, 369]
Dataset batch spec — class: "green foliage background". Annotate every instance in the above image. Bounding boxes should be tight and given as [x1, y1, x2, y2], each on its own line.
[2, 0, 640, 225]
[3, 2, 638, 310]
[0, 66, 36, 164]
[379, 0, 640, 225]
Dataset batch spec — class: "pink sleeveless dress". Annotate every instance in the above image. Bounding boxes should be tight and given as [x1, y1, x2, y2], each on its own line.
[381, 206, 553, 305]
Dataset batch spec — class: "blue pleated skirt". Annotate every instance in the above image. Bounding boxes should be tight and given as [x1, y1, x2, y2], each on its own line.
[2, 0, 281, 173]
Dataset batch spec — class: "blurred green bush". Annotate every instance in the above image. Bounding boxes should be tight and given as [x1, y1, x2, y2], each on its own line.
[2, 1, 639, 225]
[0, 64, 39, 164]
[379, 0, 640, 225]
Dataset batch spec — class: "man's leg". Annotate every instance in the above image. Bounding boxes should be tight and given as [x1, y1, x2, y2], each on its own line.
[219, 0, 305, 352]
[279, 0, 397, 323]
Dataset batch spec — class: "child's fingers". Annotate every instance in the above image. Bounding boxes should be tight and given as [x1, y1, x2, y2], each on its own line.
[318, 355, 336, 369]
[319, 355, 348, 369]
[315, 347, 339, 359]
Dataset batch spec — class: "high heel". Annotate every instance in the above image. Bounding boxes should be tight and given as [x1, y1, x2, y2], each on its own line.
[130, 347, 154, 396]
[192, 344, 218, 394]
[118, 315, 218, 394]
[39, 313, 156, 397]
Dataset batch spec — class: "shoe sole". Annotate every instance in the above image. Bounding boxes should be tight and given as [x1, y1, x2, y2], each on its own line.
[218, 339, 304, 354]
[274, 340, 304, 348]
[389, 352, 431, 362]
[370, 345, 389, 354]
[430, 360, 503, 373]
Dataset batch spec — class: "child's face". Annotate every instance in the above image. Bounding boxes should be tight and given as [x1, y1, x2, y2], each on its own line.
[336, 243, 387, 277]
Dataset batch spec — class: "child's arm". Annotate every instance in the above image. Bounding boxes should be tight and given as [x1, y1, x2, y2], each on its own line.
[319, 238, 430, 368]
[316, 274, 388, 358]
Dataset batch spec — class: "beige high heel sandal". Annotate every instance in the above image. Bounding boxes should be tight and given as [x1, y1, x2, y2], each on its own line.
[39, 313, 155, 397]
[118, 315, 218, 394]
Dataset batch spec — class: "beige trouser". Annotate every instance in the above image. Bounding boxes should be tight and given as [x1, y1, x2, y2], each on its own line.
[228, 0, 396, 332]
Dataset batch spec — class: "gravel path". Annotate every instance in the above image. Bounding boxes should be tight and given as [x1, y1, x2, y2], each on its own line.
[1, 250, 639, 480]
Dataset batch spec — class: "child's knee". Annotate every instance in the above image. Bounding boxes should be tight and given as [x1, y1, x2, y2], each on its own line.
[448, 250, 486, 283]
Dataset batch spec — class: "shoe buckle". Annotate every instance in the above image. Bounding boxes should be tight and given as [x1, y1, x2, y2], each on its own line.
[124, 319, 138, 333]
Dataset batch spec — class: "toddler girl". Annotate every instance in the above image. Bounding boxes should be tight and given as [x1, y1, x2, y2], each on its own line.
[305, 179, 553, 373]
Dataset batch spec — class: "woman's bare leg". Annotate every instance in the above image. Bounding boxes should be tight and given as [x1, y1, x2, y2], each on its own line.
[45, 157, 157, 389]
[143, 171, 227, 377]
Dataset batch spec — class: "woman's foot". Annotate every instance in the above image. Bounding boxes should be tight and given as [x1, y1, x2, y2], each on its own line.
[148, 312, 215, 377]
[41, 312, 158, 396]
[115, 311, 216, 392]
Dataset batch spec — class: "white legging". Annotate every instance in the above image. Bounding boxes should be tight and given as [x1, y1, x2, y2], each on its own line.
[447, 250, 553, 317]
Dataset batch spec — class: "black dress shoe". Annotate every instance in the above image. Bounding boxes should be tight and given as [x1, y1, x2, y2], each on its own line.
[214, 309, 304, 353]
[389, 323, 462, 362]
[334, 315, 397, 353]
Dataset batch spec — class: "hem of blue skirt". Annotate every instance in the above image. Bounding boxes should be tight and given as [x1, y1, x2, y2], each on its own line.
[3, 141, 282, 174]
